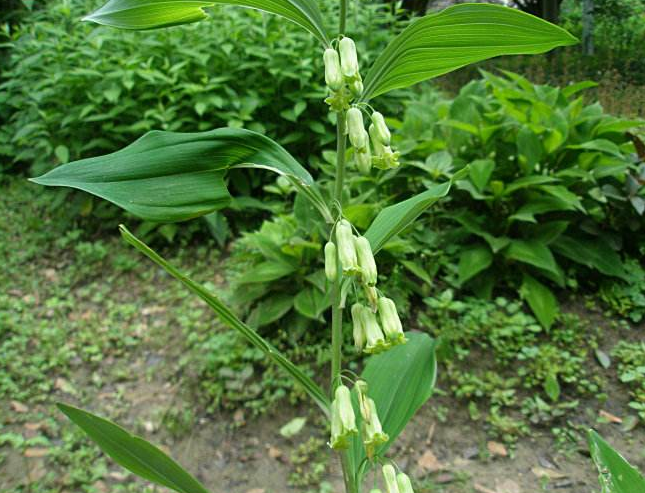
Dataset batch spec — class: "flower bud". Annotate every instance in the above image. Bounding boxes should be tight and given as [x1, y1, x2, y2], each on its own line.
[364, 285, 378, 311]
[356, 143, 372, 175]
[323, 48, 343, 92]
[347, 108, 367, 151]
[396, 473, 414, 493]
[373, 146, 401, 170]
[351, 303, 366, 352]
[369, 123, 385, 155]
[324, 242, 337, 282]
[354, 236, 377, 286]
[382, 465, 400, 493]
[377, 297, 406, 346]
[362, 397, 389, 458]
[339, 37, 359, 79]
[349, 79, 364, 97]
[371, 112, 391, 145]
[359, 306, 389, 354]
[335, 219, 359, 274]
[330, 384, 358, 449]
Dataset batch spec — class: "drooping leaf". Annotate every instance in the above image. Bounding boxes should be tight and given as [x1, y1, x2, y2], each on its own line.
[458, 245, 493, 285]
[118, 226, 329, 414]
[365, 182, 451, 254]
[83, 0, 329, 44]
[347, 332, 437, 481]
[520, 273, 558, 329]
[361, 3, 577, 100]
[57, 404, 211, 493]
[31, 128, 328, 223]
[588, 430, 645, 493]
[552, 235, 629, 281]
[505, 240, 560, 278]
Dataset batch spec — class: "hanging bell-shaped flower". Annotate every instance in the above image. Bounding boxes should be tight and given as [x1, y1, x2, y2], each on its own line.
[335, 219, 359, 274]
[351, 303, 366, 352]
[323, 48, 343, 92]
[382, 465, 400, 493]
[369, 123, 385, 156]
[349, 78, 364, 98]
[354, 236, 377, 286]
[329, 384, 358, 449]
[396, 472, 414, 493]
[362, 397, 389, 458]
[377, 297, 406, 346]
[339, 37, 359, 80]
[355, 379, 370, 422]
[356, 142, 372, 175]
[359, 307, 389, 354]
[371, 112, 391, 146]
[363, 284, 378, 311]
[324, 241, 338, 282]
[347, 108, 367, 151]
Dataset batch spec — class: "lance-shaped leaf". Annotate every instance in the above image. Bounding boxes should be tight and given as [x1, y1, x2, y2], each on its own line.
[31, 128, 327, 223]
[365, 182, 451, 253]
[347, 332, 437, 480]
[58, 404, 211, 493]
[361, 3, 577, 100]
[588, 429, 645, 493]
[83, 0, 329, 44]
[118, 225, 330, 415]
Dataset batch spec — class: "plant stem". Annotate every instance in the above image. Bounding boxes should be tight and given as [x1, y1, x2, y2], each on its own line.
[340, 0, 348, 34]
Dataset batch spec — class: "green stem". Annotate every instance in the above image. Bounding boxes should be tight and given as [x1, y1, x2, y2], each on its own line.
[340, 0, 348, 34]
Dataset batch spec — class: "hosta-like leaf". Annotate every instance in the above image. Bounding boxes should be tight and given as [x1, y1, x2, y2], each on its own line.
[458, 245, 493, 285]
[361, 4, 577, 100]
[31, 128, 326, 223]
[520, 273, 558, 329]
[347, 332, 437, 481]
[505, 240, 560, 278]
[84, 0, 329, 44]
[365, 182, 451, 254]
[58, 404, 211, 493]
[588, 430, 645, 493]
[118, 226, 330, 414]
[552, 235, 629, 281]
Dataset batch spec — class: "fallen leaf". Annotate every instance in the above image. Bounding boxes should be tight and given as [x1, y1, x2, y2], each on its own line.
[234, 409, 245, 426]
[595, 349, 611, 369]
[108, 471, 128, 481]
[417, 449, 444, 473]
[24, 422, 43, 431]
[279, 417, 306, 438]
[599, 410, 622, 424]
[487, 441, 508, 457]
[435, 473, 455, 484]
[267, 445, 283, 460]
[11, 401, 28, 413]
[531, 466, 567, 480]
[24, 448, 49, 458]
[55, 378, 77, 396]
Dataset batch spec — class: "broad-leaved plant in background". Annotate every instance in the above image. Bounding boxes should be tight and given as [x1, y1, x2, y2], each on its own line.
[32, 1, 579, 491]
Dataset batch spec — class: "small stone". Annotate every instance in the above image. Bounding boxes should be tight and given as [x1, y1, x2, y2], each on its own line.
[487, 441, 508, 457]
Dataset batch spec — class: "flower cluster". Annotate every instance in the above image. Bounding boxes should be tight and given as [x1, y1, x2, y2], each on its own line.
[324, 219, 407, 355]
[323, 37, 400, 172]
[375, 464, 415, 493]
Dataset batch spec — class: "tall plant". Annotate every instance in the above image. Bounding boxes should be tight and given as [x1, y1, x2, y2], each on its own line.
[32, 1, 575, 491]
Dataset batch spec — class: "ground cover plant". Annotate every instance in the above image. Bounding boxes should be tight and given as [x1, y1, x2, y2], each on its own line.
[20, 0, 645, 492]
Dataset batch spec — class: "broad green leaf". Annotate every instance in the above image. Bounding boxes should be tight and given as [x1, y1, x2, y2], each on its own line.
[451, 211, 510, 253]
[347, 332, 437, 481]
[503, 175, 558, 196]
[505, 240, 560, 277]
[236, 261, 296, 284]
[588, 430, 645, 493]
[529, 221, 569, 245]
[361, 3, 577, 100]
[520, 273, 558, 329]
[561, 80, 598, 98]
[552, 235, 628, 281]
[517, 125, 543, 170]
[294, 286, 330, 321]
[469, 159, 495, 192]
[118, 226, 329, 414]
[31, 128, 322, 223]
[509, 196, 578, 222]
[57, 404, 211, 493]
[544, 373, 560, 402]
[247, 294, 293, 328]
[84, 0, 329, 44]
[365, 182, 451, 254]
[568, 139, 623, 158]
[592, 118, 645, 137]
[458, 245, 493, 285]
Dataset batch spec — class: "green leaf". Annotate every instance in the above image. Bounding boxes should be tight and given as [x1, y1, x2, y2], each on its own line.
[588, 429, 645, 493]
[458, 245, 493, 285]
[552, 235, 629, 281]
[347, 332, 437, 481]
[84, 0, 329, 44]
[469, 159, 495, 192]
[561, 80, 598, 98]
[279, 417, 307, 438]
[568, 139, 624, 158]
[236, 261, 296, 284]
[365, 182, 451, 254]
[247, 294, 293, 328]
[57, 404, 211, 493]
[517, 125, 543, 169]
[503, 175, 558, 196]
[544, 373, 560, 402]
[31, 128, 319, 223]
[520, 273, 558, 329]
[294, 286, 330, 321]
[118, 226, 329, 415]
[505, 240, 560, 278]
[361, 3, 577, 100]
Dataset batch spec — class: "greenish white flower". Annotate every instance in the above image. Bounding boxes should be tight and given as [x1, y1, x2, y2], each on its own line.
[382, 465, 400, 493]
[324, 241, 337, 282]
[351, 303, 366, 351]
[335, 219, 359, 274]
[377, 297, 406, 345]
[354, 236, 377, 286]
[363, 284, 378, 311]
[359, 306, 389, 354]
[355, 379, 370, 422]
[369, 123, 385, 156]
[362, 397, 388, 458]
[329, 384, 358, 449]
[347, 108, 367, 151]
[396, 472, 414, 493]
[356, 142, 372, 175]
[339, 37, 359, 80]
[349, 78, 364, 97]
[323, 48, 343, 91]
[371, 111, 391, 145]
